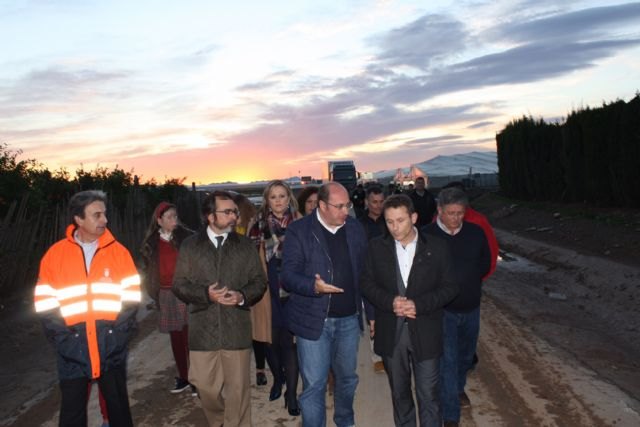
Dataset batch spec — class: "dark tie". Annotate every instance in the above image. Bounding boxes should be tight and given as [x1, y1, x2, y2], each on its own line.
[216, 236, 224, 248]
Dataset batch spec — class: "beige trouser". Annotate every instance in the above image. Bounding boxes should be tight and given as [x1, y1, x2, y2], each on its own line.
[189, 349, 252, 427]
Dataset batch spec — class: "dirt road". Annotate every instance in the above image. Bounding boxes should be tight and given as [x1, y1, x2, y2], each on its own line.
[2, 227, 639, 426]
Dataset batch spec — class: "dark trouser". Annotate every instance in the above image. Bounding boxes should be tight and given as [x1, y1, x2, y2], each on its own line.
[170, 325, 189, 380]
[253, 340, 266, 370]
[382, 324, 440, 427]
[270, 324, 300, 402]
[59, 366, 133, 427]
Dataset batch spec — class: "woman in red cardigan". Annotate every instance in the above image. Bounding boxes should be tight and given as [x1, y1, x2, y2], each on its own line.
[141, 202, 195, 395]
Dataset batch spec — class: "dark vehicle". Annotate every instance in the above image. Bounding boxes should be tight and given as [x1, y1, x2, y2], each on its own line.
[327, 160, 357, 191]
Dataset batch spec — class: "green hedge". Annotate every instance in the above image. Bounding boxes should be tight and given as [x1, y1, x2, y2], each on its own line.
[496, 94, 640, 207]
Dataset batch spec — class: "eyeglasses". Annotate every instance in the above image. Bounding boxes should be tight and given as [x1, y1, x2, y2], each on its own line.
[324, 201, 353, 211]
[215, 209, 239, 216]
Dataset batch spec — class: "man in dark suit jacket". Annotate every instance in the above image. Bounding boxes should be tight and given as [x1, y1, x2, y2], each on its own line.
[360, 194, 458, 427]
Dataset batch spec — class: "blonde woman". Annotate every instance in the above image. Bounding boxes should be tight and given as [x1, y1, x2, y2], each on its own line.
[248, 180, 302, 416]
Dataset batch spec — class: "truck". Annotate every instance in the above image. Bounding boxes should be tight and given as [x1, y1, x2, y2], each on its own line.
[327, 160, 358, 191]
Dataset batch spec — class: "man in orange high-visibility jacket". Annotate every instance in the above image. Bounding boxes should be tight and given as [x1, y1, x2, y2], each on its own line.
[34, 190, 141, 427]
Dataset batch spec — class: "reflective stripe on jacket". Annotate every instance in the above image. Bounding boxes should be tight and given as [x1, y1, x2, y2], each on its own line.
[34, 224, 141, 379]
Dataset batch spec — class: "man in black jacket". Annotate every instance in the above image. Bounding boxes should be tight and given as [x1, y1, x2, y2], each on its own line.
[422, 188, 490, 427]
[409, 177, 436, 227]
[360, 194, 458, 427]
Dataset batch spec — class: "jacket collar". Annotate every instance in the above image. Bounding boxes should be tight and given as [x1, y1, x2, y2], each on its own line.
[196, 226, 239, 245]
[65, 224, 115, 249]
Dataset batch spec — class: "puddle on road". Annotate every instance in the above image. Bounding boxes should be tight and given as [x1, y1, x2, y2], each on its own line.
[497, 251, 547, 273]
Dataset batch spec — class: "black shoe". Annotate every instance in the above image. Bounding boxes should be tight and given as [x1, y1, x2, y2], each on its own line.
[285, 395, 300, 416]
[190, 384, 198, 397]
[170, 377, 190, 394]
[269, 382, 282, 401]
[256, 372, 267, 386]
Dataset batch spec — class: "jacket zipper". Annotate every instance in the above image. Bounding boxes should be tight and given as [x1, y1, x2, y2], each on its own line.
[312, 231, 333, 319]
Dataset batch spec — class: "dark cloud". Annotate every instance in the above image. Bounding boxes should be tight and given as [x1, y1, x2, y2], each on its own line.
[222, 3, 640, 166]
[493, 2, 640, 42]
[372, 14, 469, 70]
[467, 121, 494, 129]
[1, 67, 127, 108]
[432, 38, 640, 89]
[228, 102, 493, 157]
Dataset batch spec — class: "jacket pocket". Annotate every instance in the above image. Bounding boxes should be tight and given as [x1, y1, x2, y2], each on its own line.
[101, 322, 132, 369]
[55, 331, 87, 365]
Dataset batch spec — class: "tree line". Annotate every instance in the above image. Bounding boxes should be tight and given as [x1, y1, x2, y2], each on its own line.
[496, 94, 640, 207]
[0, 145, 201, 297]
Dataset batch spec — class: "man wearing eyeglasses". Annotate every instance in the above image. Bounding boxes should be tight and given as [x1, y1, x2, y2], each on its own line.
[173, 190, 267, 427]
[282, 182, 368, 427]
[422, 187, 490, 427]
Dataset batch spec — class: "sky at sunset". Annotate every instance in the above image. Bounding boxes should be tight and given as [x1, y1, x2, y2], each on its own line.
[1, 1, 639, 184]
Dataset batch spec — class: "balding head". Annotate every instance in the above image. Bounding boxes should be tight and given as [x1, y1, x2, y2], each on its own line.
[318, 181, 350, 227]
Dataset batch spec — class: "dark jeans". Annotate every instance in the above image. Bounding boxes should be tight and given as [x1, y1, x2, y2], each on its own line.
[59, 366, 133, 427]
[382, 324, 440, 427]
[440, 307, 480, 423]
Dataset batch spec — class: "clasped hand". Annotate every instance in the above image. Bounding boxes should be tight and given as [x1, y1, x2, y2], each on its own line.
[208, 283, 243, 305]
[393, 296, 416, 319]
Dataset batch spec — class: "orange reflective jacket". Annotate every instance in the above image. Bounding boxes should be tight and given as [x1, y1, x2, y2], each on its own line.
[35, 224, 141, 379]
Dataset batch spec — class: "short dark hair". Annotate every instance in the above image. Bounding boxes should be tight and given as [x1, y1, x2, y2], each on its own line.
[437, 187, 468, 207]
[383, 194, 415, 214]
[201, 190, 234, 220]
[296, 186, 319, 215]
[69, 190, 107, 225]
[366, 185, 383, 198]
[415, 177, 425, 183]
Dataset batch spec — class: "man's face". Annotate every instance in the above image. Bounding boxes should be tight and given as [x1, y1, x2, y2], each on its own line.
[366, 193, 385, 218]
[384, 206, 417, 245]
[208, 198, 239, 234]
[414, 178, 425, 191]
[319, 185, 350, 227]
[438, 203, 466, 231]
[75, 201, 108, 242]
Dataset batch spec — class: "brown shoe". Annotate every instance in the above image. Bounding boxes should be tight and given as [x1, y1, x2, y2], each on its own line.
[373, 361, 385, 374]
[459, 391, 471, 408]
[443, 421, 459, 427]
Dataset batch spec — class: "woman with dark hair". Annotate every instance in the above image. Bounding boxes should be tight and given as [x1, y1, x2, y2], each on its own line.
[141, 202, 195, 395]
[248, 180, 302, 416]
[232, 193, 273, 388]
[296, 185, 319, 216]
